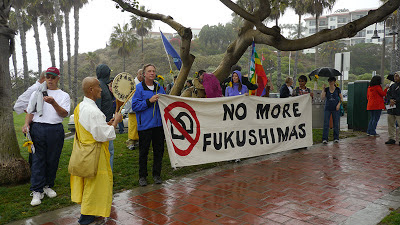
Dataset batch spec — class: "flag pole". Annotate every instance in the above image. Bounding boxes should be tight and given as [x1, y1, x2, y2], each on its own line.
[159, 29, 174, 74]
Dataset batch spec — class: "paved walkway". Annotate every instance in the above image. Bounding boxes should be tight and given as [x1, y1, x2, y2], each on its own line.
[9, 114, 400, 225]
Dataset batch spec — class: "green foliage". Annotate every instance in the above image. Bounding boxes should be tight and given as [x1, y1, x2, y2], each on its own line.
[109, 23, 137, 58]
[198, 23, 236, 55]
[348, 43, 390, 75]
[380, 210, 400, 225]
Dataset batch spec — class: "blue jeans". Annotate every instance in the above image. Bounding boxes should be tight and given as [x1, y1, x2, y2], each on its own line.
[109, 140, 114, 171]
[367, 110, 382, 135]
[322, 110, 340, 141]
[118, 121, 124, 134]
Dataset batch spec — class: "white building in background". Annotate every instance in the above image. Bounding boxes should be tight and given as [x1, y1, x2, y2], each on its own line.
[141, 28, 201, 41]
[303, 8, 395, 53]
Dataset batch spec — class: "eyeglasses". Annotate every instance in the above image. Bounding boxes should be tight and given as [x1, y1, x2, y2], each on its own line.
[46, 75, 57, 80]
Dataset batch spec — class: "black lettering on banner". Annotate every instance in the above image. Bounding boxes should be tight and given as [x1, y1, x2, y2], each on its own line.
[289, 126, 298, 140]
[277, 126, 290, 142]
[298, 123, 306, 138]
[256, 104, 270, 119]
[235, 103, 247, 120]
[270, 128, 275, 143]
[203, 133, 211, 151]
[223, 104, 235, 121]
[271, 105, 281, 119]
[282, 104, 291, 118]
[213, 133, 223, 150]
[224, 131, 235, 149]
[258, 128, 269, 144]
[293, 103, 301, 117]
[248, 129, 257, 145]
[236, 130, 246, 147]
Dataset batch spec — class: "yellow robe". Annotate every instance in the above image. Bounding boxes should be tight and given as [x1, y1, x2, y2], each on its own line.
[70, 105, 113, 217]
[128, 113, 139, 141]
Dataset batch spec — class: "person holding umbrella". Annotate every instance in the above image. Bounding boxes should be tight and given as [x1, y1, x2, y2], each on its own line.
[321, 76, 343, 144]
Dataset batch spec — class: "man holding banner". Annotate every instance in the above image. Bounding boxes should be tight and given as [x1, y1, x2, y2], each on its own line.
[131, 63, 166, 186]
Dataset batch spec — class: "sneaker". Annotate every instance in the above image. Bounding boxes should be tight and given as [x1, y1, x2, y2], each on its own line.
[139, 177, 147, 186]
[30, 191, 44, 206]
[366, 133, 371, 136]
[373, 134, 380, 137]
[127, 145, 135, 150]
[322, 140, 328, 144]
[43, 186, 57, 198]
[78, 214, 96, 225]
[333, 139, 339, 143]
[234, 159, 241, 163]
[153, 176, 163, 184]
[385, 139, 396, 145]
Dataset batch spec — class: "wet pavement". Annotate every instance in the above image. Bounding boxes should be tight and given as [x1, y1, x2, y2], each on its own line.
[8, 114, 400, 225]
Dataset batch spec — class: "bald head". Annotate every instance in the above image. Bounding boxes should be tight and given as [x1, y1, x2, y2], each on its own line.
[82, 77, 102, 101]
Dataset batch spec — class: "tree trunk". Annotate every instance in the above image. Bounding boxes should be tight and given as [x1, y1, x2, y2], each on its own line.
[44, 20, 56, 67]
[0, 9, 31, 184]
[54, 0, 64, 89]
[293, 15, 301, 85]
[315, 16, 319, 67]
[277, 50, 282, 88]
[73, 4, 79, 108]
[141, 35, 144, 53]
[396, 8, 400, 71]
[12, 47, 17, 77]
[123, 54, 126, 72]
[32, 18, 42, 73]
[65, 11, 72, 93]
[15, 7, 29, 90]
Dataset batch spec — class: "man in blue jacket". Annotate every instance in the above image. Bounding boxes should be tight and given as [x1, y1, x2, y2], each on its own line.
[131, 63, 166, 186]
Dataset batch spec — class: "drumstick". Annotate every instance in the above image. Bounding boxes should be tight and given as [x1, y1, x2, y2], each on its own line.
[118, 89, 136, 113]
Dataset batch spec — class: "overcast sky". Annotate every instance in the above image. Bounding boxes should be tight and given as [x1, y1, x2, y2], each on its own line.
[13, 0, 382, 73]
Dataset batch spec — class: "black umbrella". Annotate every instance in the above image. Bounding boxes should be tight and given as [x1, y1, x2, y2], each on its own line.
[387, 73, 394, 82]
[308, 67, 342, 81]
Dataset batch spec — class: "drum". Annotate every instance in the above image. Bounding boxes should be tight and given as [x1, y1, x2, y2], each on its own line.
[111, 72, 135, 102]
[111, 72, 136, 112]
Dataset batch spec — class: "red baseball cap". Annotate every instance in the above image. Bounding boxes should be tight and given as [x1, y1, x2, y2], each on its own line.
[46, 67, 60, 76]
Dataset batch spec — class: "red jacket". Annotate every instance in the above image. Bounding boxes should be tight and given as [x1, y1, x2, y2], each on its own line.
[367, 85, 387, 110]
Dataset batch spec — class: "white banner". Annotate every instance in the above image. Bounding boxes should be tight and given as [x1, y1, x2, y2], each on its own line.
[158, 94, 313, 167]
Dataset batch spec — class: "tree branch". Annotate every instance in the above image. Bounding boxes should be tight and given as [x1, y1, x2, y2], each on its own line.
[112, 0, 195, 96]
[255, 0, 400, 51]
[219, 0, 279, 37]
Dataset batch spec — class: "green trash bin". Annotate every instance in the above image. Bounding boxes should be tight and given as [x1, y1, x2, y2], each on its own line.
[347, 80, 370, 131]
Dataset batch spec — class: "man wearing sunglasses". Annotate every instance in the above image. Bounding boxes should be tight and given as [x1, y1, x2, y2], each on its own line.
[22, 67, 71, 206]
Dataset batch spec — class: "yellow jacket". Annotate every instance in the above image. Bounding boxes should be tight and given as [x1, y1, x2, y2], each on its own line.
[70, 104, 113, 217]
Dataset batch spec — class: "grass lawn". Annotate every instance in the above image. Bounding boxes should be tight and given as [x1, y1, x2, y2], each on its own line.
[0, 112, 362, 224]
[379, 209, 400, 225]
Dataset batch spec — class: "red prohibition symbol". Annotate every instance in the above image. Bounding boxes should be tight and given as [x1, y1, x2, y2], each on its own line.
[164, 102, 200, 156]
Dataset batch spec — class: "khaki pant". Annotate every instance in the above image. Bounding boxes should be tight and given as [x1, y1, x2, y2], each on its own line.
[128, 113, 139, 141]
[387, 114, 400, 141]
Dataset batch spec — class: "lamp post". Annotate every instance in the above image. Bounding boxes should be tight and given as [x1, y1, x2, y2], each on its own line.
[380, 21, 386, 81]
[388, 14, 398, 72]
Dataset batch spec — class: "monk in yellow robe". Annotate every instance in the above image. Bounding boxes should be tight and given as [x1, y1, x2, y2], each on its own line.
[70, 77, 122, 225]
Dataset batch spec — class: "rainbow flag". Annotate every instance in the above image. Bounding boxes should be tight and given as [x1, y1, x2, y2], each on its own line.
[249, 42, 268, 96]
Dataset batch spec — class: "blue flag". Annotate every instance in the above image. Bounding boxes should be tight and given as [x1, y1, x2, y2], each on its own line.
[160, 31, 182, 71]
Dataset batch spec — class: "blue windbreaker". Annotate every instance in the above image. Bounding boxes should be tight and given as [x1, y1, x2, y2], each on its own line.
[131, 81, 166, 131]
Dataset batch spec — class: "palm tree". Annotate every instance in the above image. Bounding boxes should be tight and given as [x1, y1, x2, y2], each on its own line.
[85, 52, 100, 72]
[26, 1, 42, 74]
[291, 0, 308, 83]
[109, 23, 137, 72]
[72, 0, 89, 108]
[0, 0, 31, 184]
[269, 1, 288, 88]
[130, 5, 153, 54]
[8, 11, 18, 77]
[53, 0, 64, 89]
[60, 0, 73, 92]
[38, 0, 56, 67]
[13, 0, 30, 89]
[319, 40, 346, 67]
[306, 0, 336, 67]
